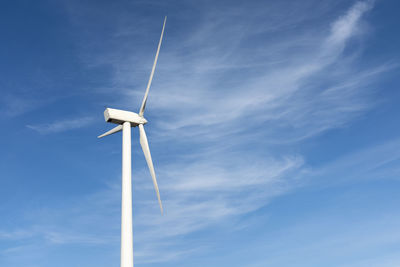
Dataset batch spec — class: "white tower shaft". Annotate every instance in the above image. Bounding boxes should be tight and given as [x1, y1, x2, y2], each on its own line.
[121, 121, 133, 267]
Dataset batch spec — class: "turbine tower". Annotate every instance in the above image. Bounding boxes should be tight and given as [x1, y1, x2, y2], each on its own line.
[98, 17, 166, 267]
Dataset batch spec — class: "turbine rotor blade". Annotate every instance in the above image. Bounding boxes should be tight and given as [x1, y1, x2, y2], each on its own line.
[138, 124, 163, 214]
[139, 16, 167, 117]
[98, 124, 123, 138]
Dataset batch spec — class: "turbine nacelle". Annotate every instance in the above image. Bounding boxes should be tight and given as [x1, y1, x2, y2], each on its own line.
[104, 108, 147, 126]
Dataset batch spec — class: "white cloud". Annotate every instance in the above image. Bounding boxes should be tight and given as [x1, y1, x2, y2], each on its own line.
[2, 136, 400, 263]
[74, 0, 384, 148]
[26, 116, 94, 134]
[63, 0, 386, 145]
[0, 230, 33, 240]
[328, 1, 373, 46]
[0, 95, 43, 118]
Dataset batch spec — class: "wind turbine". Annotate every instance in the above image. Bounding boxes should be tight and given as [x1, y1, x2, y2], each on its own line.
[98, 17, 166, 267]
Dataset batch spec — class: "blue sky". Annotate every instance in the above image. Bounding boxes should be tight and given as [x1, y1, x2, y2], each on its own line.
[0, 0, 400, 266]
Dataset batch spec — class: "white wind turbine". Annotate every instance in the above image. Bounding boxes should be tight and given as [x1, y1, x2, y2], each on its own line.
[98, 17, 166, 267]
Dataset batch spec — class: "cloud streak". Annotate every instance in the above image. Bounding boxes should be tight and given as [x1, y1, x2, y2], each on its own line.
[68, 0, 385, 147]
[147, 0, 379, 143]
[26, 116, 94, 134]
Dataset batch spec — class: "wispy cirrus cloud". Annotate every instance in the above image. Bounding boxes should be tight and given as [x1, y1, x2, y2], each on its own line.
[26, 116, 94, 134]
[59, 0, 387, 146]
[0, 230, 33, 241]
[3, 136, 400, 264]
[145, 0, 380, 143]
[0, 95, 44, 118]
[69, 0, 386, 145]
